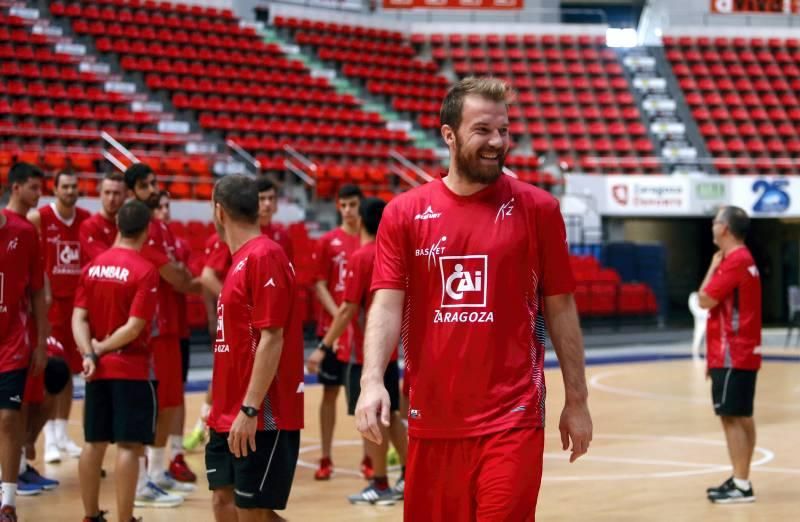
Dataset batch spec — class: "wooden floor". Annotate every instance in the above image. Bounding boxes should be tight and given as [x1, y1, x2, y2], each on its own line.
[19, 353, 800, 521]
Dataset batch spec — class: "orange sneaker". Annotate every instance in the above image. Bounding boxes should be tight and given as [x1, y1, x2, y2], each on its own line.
[314, 457, 333, 480]
[360, 455, 374, 480]
[169, 454, 197, 483]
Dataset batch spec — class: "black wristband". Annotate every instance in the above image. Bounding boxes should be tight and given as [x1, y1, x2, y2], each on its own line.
[83, 352, 99, 364]
[317, 342, 333, 354]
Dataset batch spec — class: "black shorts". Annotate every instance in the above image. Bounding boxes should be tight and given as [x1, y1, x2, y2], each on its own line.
[180, 337, 190, 383]
[0, 369, 26, 411]
[710, 368, 757, 417]
[346, 360, 400, 416]
[206, 429, 300, 510]
[84, 379, 157, 444]
[317, 347, 345, 387]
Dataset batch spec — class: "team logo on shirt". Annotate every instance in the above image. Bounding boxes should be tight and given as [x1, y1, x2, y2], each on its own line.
[0, 272, 5, 313]
[214, 303, 229, 353]
[54, 241, 81, 274]
[333, 252, 347, 292]
[747, 265, 759, 278]
[440, 256, 487, 308]
[6, 237, 18, 251]
[414, 206, 441, 221]
[415, 236, 447, 270]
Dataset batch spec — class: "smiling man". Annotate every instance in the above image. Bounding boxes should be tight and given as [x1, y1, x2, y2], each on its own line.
[355, 77, 593, 522]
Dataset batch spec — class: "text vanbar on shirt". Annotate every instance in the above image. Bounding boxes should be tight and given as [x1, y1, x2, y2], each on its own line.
[372, 175, 575, 439]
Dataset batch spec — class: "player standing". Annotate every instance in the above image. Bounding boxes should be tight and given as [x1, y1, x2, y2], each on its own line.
[699, 206, 762, 504]
[28, 171, 90, 463]
[73, 200, 160, 522]
[257, 178, 293, 261]
[0, 162, 48, 522]
[356, 78, 593, 521]
[205, 175, 303, 522]
[310, 184, 367, 480]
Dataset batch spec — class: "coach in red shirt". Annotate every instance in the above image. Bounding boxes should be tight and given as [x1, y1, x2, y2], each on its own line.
[699, 206, 762, 504]
[205, 175, 303, 522]
[356, 77, 592, 522]
[73, 199, 159, 522]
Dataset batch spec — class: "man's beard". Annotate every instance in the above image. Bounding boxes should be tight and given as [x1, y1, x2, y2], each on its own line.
[58, 194, 77, 208]
[143, 193, 159, 210]
[453, 135, 505, 184]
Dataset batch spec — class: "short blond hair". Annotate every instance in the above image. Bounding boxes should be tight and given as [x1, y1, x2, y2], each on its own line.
[439, 77, 515, 131]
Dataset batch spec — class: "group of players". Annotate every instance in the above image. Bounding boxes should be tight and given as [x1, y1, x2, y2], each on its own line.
[0, 77, 603, 522]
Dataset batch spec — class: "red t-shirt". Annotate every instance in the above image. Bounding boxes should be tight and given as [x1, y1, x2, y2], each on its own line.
[372, 175, 575, 439]
[343, 241, 397, 365]
[79, 212, 117, 266]
[47, 335, 65, 358]
[140, 218, 181, 338]
[74, 247, 159, 380]
[208, 236, 304, 433]
[704, 247, 762, 370]
[174, 236, 191, 339]
[38, 204, 90, 299]
[261, 222, 294, 261]
[203, 232, 231, 280]
[313, 227, 360, 359]
[0, 209, 44, 373]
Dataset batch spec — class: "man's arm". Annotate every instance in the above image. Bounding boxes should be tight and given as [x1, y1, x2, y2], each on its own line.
[307, 301, 358, 374]
[228, 327, 284, 458]
[314, 280, 339, 317]
[199, 266, 223, 297]
[158, 262, 194, 294]
[91, 317, 148, 355]
[355, 289, 404, 444]
[30, 288, 48, 376]
[544, 293, 592, 463]
[72, 306, 96, 378]
[698, 251, 723, 309]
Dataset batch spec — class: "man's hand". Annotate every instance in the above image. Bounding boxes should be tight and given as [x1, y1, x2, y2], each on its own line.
[559, 400, 593, 463]
[30, 342, 47, 376]
[710, 251, 724, 271]
[228, 411, 257, 458]
[355, 378, 390, 444]
[82, 357, 97, 380]
[306, 348, 325, 375]
[91, 338, 105, 355]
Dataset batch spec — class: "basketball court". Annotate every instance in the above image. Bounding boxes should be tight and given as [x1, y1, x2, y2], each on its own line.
[18, 345, 800, 521]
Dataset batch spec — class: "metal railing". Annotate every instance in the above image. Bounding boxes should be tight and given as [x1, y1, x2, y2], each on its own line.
[389, 149, 433, 188]
[226, 139, 261, 175]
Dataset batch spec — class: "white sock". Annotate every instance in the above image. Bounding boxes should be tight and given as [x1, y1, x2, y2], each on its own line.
[1, 482, 17, 507]
[43, 420, 57, 447]
[169, 435, 184, 459]
[136, 456, 148, 491]
[54, 419, 68, 443]
[18, 449, 26, 475]
[733, 477, 751, 490]
[146, 447, 166, 479]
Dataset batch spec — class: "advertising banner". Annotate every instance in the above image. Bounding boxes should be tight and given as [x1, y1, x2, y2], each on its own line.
[710, 0, 800, 14]
[383, 0, 522, 9]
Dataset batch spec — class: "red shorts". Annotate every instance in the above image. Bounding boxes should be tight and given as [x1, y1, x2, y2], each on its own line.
[23, 368, 45, 405]
[405, 427, 544, 522]
[152, 335, 183, 409]
[49, 297, 82, 374]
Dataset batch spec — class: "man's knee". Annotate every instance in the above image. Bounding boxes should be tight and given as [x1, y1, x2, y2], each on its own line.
[212, 488, 235, 511]
[0, 409, 21, 435]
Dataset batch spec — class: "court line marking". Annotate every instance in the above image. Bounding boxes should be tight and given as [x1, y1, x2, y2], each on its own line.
[589, 367, 800, 411]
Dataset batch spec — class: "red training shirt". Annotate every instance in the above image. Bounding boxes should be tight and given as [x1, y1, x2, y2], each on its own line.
[0, 209, 44, 373]
[38, 204, 90, 299]
[261, 222, 294, 261]
[372, 175, 575, 439]
[203, 232, 231, 281]
[79, 212, 117, 266]
[208, 236, 304, 433]
[704, 246, 762, 370]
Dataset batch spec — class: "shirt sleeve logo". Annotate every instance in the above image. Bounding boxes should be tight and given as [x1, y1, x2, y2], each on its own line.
[439, 255, 488, 308]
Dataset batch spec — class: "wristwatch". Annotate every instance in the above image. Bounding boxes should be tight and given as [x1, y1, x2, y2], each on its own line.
[240, 405, 258, 418]
[317, 341, 334, 354]
[83, 352, 99, 364]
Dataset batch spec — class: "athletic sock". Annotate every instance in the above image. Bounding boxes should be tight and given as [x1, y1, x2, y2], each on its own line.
[373, 476, 389, 490]
[146, 447, 166, 479]
[1, 483, 17, 507]
[733, 477, 751, 490]
[43, 420, 57, 447]
[136, 457, 148, 491]
[18, 449, 26, 475]
[54, 418, 68, 443]
[400, 466, 406, 479]
[168, 435, 184, 459]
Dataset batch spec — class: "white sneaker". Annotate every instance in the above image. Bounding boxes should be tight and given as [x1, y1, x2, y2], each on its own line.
[58, 438, 83, 458]
[151, 472, 196, 496]
[134, 481, 184, 508]
[44, 443, 61, 464]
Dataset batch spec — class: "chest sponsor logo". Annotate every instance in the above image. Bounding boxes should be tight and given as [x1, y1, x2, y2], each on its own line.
[47, 223, 59, 232]
[495, 197, 515, 223]
[415, 235, 447, 270]
[330, 238, 343, 247]
[414, 206, 441, 221]
[214, 303, 229, 352]
[87, 265, 129, 282]
[0, 272, 5, 313]
[333, 251, 347, 292]
[439, 255, 487, 308]
[54, 241, 81, 274]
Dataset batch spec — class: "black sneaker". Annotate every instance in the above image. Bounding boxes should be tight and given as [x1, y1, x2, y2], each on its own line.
[707, 478, 755, 504]
[706, 476, 733, 495]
